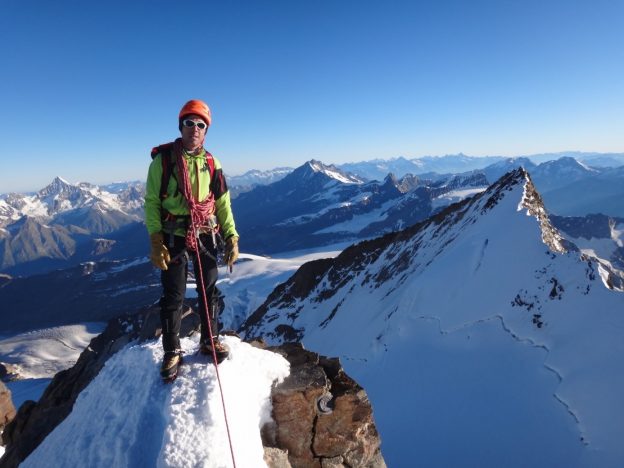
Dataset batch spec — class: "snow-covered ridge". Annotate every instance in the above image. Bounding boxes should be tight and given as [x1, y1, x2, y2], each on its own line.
[20, 337, 290, 468]
[226, 167, 293, 187]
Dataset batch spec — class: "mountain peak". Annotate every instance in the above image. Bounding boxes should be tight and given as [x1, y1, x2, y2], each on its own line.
[539, 156, 598, 173]
[479, 168, 564, 253]
[294, 160, 363, 184]
[37, 176, 76, 198]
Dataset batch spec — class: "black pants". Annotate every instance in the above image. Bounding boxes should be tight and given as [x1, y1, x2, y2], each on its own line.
[159, 234, 220, 352]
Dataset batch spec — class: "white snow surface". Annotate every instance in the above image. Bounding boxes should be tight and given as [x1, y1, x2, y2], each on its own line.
[0, 323, 105, 379]
[314, 198, 398, 235]
[567, 222, 623, 262]
[247, 175, 624, 467]
[22, 336, 290, 468]
[187, 250, 343, 329]
[430, 187, 487, 210]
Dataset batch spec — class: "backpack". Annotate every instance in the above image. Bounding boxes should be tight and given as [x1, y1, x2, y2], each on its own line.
[150, 142, 216, 201]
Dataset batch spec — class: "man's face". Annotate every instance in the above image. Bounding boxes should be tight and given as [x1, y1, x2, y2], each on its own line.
[180, 114, 208, 151]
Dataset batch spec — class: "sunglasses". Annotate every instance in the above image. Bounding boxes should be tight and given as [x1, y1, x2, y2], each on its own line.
[182, 119, 207, 130]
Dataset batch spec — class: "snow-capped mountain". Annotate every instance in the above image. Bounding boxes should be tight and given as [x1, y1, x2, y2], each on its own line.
[227, 167, 293, 187]
[241, 168, 624, 467]
[529, 157, 602, 193]
[481, 157, 537, 184]
[226, 167, 294, 198]
[411, 153, 506, 174]
[526, 151, 624, 167]
[338, 154, 505, 181]
[233, 160, 489, 254]
[0, 178, 145, 275]
[0, 177, 143, 226]
[338, 156, 428, 181]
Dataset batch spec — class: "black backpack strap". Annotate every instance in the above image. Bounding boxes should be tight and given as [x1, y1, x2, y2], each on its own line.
[150, 142, 176, 201]
[205, 151, 228, 199]
[160, 146, 175, 201]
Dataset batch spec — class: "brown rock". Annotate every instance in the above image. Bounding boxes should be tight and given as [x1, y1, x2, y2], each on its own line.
[0, 381, 16, 434]
[264, 343, 386, 468]
[264, 447, 292, 468]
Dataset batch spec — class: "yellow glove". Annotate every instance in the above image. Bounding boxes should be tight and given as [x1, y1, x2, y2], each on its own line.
[150, 232, 170, 270]
[224, 236, 239, 272]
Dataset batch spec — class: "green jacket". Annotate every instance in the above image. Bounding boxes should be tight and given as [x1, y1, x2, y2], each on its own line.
[145, 148, 238, 240]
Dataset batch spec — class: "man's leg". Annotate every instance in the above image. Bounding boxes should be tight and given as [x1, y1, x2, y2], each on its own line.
[159, 236, 188, 353]
[191, 236, 219, 343]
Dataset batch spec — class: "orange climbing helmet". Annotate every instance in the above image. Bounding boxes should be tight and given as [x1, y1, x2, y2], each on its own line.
[179, 99, 212, 127]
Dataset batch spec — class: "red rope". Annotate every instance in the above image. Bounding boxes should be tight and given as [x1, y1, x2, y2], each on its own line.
[174, 139, 216, 252]
[174, 139, 237, 467]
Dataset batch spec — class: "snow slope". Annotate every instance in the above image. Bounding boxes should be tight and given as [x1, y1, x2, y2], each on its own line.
[243, 170, 624, 467]
[187, 250, 344, 330]
[0, 323, 105, 379]
[21, 336, 290, 468]
[0, 323, 106, 409]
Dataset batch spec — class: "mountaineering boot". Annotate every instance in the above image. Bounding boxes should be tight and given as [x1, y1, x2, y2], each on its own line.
[200, 338, 230, 364]
[161, 351, 183, 382]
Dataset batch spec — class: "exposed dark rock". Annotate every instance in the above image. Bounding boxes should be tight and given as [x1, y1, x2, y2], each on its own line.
[262, 343, 386, 468]
[0, 363, 20, 382]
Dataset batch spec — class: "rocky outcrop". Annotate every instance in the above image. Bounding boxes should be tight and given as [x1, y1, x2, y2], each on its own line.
[262, 343, 385, 468]
[0, 382, 16, 436]
[0, 307, 385, 468]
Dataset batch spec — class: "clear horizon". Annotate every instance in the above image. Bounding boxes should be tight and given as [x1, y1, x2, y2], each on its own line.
[2, 149, 624, 194]
[1, 0, 623, 193]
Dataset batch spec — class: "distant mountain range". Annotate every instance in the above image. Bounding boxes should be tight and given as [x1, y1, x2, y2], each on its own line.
[226, 167, 294, 198]
[2, 152, 623, 276]
[232, 160, 489, 254]
[336, 151, 624, 182]
[0, 177, 146, 275]
[224, 152, 624, 197]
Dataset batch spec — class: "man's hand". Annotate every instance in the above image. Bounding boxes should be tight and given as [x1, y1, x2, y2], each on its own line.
[150, 232, 170, 270]
[224, 236, 239, 272]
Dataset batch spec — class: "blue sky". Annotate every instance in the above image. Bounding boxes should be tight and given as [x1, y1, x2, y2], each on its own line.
[1, 0, 623, 192]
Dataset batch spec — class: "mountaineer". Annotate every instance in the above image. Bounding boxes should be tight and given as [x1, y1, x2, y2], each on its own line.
[145, 99, 239, 381]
